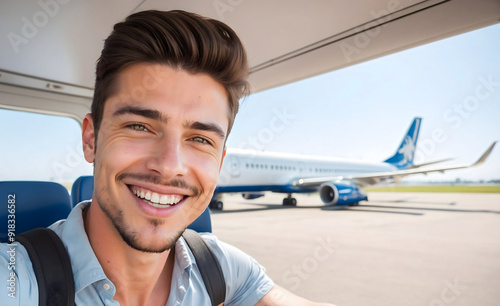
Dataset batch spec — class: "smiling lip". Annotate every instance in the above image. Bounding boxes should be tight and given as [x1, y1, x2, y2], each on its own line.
[128, 184, 188, 217]
[131, 186, 184, 207]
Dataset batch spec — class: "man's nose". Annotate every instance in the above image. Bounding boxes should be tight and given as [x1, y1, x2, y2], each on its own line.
[145, 136, 188, 178]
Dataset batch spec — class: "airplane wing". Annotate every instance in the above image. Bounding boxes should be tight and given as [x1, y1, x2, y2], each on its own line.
[407, 158, 454, 169]
[293, 142, 496, 188]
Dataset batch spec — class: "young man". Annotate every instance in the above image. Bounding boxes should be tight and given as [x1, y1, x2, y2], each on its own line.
[1, 10, 335, 305]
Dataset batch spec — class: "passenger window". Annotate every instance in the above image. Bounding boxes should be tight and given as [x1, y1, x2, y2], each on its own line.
[0, 108, 93, 189]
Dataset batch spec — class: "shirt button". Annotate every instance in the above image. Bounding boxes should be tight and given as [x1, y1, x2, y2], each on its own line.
[103, 283, 111, 291]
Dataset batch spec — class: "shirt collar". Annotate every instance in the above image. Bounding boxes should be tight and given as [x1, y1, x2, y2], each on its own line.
[175, 236, 194, 273]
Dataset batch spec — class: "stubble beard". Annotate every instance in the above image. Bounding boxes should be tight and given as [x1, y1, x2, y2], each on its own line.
[95, 172, 202, 253]
[97, 193, 186, 253]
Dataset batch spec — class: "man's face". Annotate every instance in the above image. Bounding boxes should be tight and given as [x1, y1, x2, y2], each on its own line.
[82, 63, 228, 252]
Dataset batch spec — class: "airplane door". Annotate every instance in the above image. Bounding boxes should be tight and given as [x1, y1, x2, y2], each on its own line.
[298, 162, 305, 174]
[229, 155, 241, 178]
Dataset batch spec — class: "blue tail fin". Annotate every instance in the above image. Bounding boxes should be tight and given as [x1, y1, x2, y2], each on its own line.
[384, 117, 422, 169]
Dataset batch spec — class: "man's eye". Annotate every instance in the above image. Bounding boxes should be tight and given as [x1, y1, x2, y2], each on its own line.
[127, 123, 148, 132]
[192, 136, 210, 145]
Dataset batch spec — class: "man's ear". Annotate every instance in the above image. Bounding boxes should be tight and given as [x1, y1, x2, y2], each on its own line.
[219, 147, 227, 172]
[82, 113, 96, 163]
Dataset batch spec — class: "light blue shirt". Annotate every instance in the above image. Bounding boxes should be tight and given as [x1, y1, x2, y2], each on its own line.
[0, 201, 274, 305]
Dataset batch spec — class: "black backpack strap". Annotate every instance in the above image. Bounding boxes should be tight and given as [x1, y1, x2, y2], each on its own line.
[14, 228, 75, 306]
[182, 229, 226, 305]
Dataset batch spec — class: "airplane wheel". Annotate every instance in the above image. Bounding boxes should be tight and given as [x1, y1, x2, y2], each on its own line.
[214, 200, 223, 210]
[283, 198, 297, 206]
[209, 199, 223, 210]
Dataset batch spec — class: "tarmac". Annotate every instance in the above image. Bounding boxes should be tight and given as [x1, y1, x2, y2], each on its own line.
[210, 192, 500, 306]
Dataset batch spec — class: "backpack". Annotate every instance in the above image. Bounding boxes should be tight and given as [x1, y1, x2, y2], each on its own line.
[13, 228, 225, 306]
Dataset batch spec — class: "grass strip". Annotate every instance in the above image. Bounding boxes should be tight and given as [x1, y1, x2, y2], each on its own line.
[365, 185, 500, 193]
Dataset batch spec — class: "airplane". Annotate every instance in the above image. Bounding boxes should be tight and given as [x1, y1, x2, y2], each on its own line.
[0, 3, 498, 209]
[208, 118, 496, 210]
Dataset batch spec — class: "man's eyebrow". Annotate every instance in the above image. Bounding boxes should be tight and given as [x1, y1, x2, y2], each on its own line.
[186, 121, 226, 139]
[112, 106, 168, 123]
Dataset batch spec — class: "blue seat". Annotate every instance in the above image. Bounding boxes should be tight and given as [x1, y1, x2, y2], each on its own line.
[187, 206, 213, 233]
[0, 181, 72, 243]
[71, 175, 94, 208]
[71, 176, 212, 233]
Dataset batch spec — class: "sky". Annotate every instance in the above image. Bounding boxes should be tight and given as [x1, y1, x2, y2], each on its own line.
[1, 23, 499, 184]
[226, 23, 500, 182]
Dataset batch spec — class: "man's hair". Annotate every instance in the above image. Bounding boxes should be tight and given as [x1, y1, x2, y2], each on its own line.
[91, 10, 249, 139]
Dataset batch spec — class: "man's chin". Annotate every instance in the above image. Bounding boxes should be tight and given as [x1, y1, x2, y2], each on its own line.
[120, 227, 186, 254]
[98, 195, 187, 253]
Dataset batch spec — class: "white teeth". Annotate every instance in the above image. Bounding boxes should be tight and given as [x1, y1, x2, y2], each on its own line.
[147, 201, 171, 208]
[132, 188, 183, 207]
[151, 193, 160, 203]
[159, 194, 181, 204]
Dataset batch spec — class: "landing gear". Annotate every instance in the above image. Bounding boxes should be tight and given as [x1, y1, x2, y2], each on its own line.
[209, 199, 223, 210]
[282, 194, 297, 206]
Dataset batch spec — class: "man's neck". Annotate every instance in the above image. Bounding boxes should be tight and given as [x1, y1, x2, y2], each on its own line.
[83, 202, 175, 306]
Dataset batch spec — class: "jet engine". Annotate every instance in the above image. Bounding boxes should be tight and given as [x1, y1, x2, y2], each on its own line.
[242, 192, 265, 200]
[319, 182, 367, 205]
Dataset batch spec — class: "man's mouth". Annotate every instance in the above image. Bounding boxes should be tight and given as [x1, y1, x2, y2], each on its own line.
[131, 187, 185, 208]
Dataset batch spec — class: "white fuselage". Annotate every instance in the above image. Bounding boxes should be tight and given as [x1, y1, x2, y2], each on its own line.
[217, 148, 397, 189]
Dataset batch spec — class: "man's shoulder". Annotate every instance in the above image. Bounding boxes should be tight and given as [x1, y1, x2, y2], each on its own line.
[0, 242, 32, 277]
[194, 232, 274, 306]
[0, 216, 71, 305]
[196, 232, 245, 262]
[197, 232, 260, 267]
[0, 241, 38, 305]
